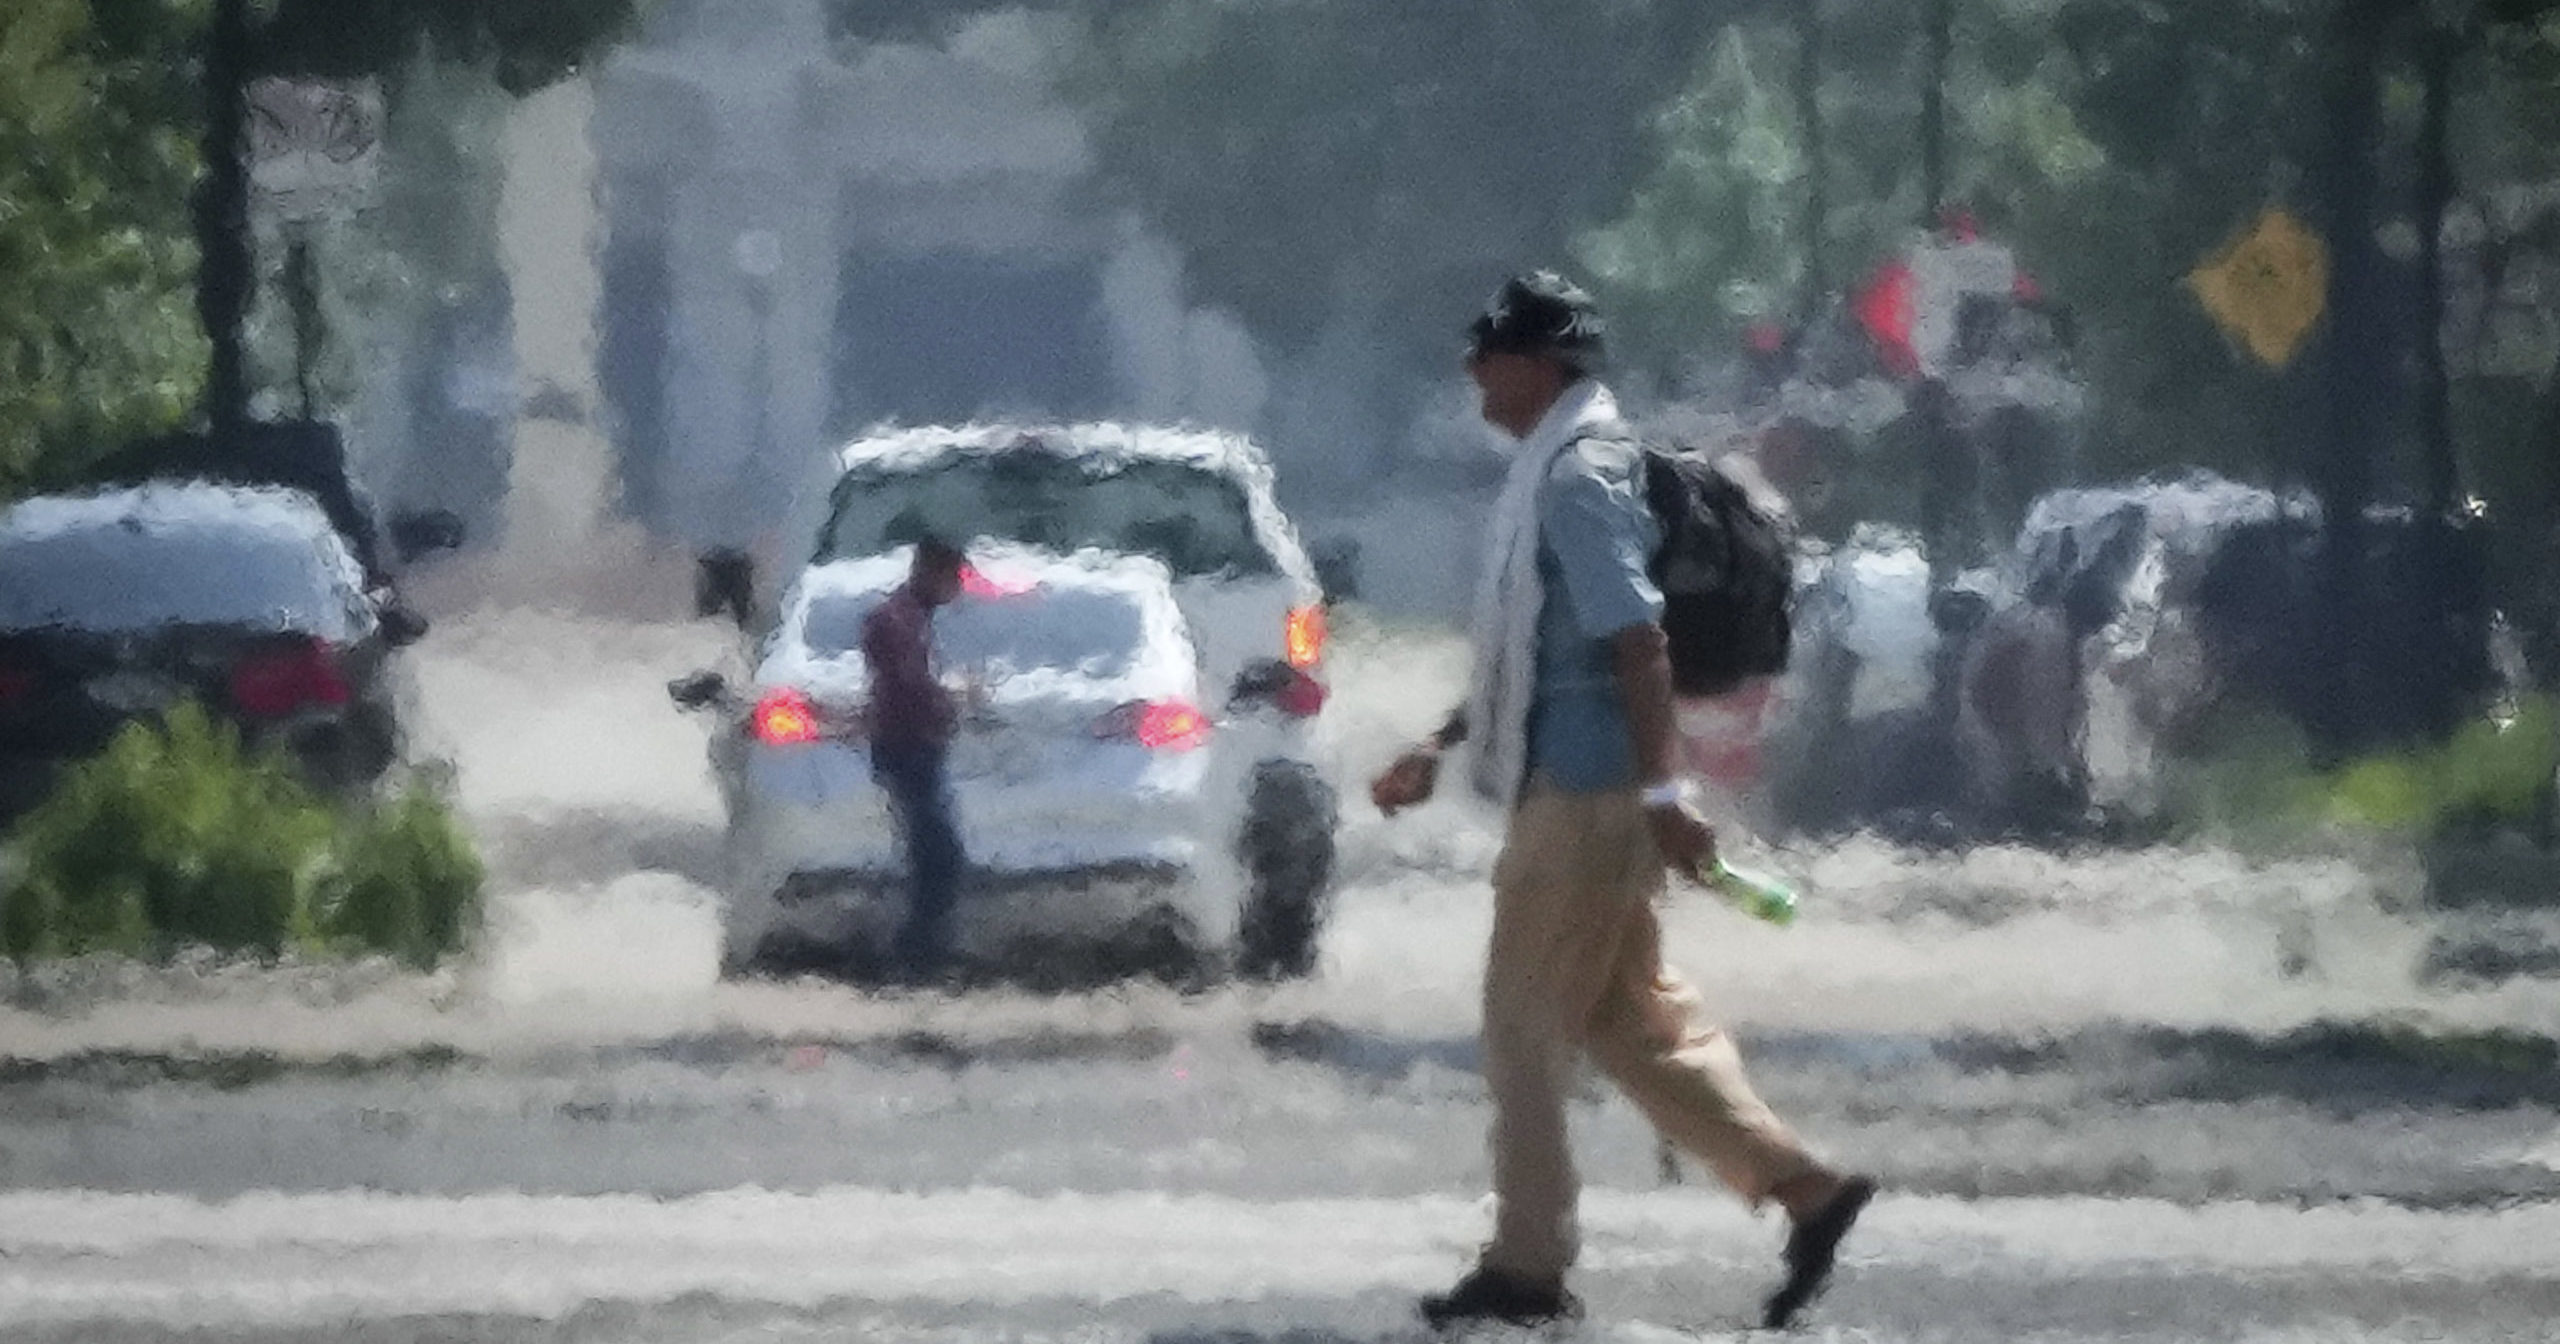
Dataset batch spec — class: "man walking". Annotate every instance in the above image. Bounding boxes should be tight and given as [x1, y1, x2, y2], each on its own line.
[860, 536, 972, 977]
[1371, 273, 1876, 1331]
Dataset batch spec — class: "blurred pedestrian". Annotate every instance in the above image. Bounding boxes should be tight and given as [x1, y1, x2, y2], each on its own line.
[860, 536, 972, 976]
[1370, 272, 1876, 1332]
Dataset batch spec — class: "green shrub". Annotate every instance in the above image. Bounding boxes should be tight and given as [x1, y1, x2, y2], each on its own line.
[0, 701, 483, 967]
[2428, 696, 2560, 834]
[2, 703, 334, 960]
[2159, 706, 2326, 846]
[325, 786, 484, 969]
[2165, 696, 2560, 847]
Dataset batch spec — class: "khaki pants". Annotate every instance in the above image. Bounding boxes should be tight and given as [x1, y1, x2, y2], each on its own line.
[1480, 780, 1824, 1282]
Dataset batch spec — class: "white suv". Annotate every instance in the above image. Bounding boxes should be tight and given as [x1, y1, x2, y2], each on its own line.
[677, 424, 1339, 981]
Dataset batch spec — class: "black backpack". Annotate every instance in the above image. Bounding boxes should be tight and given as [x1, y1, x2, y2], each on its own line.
[1624, 438, 1798, 697]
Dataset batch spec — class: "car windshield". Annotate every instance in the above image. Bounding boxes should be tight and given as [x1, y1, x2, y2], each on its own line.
[801, 586, 1147, 682]
[817, 452, 1275, 580]
[0, 524, 355, 638]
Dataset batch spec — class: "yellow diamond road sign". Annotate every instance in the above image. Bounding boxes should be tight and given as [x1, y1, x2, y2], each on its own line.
[2188, 209, 2329, 369]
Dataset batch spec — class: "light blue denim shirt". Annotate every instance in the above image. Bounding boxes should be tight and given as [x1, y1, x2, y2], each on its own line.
[1525, 430, 1663, 792]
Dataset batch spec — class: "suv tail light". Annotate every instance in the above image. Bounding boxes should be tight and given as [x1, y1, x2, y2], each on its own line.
[960, 563, 1034, 599]
[751, 687, 824, 746]
[229, 639, 351, 718]
[1285, 605, 1327, 669]
[1094, 699, 1212, 752]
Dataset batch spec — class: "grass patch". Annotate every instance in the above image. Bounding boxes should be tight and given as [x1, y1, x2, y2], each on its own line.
[2162, 696, 2559, 850]
[1, 702, 481, 968]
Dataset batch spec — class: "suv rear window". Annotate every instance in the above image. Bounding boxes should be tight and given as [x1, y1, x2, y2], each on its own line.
[0, 525, 357, 638]
[818, 452, 1276, 580]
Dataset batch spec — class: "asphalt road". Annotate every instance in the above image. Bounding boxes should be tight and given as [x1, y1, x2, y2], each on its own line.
[3, 602, 2557, 1342]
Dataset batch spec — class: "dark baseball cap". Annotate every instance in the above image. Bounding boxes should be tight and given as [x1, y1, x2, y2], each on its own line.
[1465, 270, 1606, 363]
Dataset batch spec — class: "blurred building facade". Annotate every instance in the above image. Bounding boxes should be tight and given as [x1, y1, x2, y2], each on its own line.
[591, 0, 1275, 570]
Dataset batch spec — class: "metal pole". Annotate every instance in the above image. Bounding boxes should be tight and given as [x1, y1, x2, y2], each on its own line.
[1796, 0, 1827, 310]
[2316, 0, 2389, 747]
[2418, 26, 2459, 521]
[1921, 0, 1953, 225]
[287, 227, 323, 421]
[196, 0, 256, 434]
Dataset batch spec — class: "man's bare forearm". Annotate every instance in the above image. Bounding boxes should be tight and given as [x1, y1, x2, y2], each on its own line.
[1609, 623, 1681, 790]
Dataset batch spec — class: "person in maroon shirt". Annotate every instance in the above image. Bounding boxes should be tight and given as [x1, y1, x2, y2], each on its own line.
[860, 536, 971, 975]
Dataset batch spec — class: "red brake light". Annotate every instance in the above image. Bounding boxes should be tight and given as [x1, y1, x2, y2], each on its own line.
[229, 639, 350, 718]
[960, 564, 1033, 599]
[1285, 605, 1327, 669]
[1136, 701, 1211, 751]
[752, 687, 822, 746]
[1096, 700, 1212, 752]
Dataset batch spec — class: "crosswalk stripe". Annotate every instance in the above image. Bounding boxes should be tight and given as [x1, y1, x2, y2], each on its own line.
[5, 1185, 2558, 1329]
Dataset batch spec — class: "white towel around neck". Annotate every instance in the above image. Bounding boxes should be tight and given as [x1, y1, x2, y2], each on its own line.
[1464, 379, 1622, 806]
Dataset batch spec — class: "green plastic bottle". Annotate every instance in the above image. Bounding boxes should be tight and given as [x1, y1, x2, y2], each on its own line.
[1709, 859, 1799, 927]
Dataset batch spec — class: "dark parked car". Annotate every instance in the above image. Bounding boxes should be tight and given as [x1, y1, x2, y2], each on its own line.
[0, 482, 426, 823]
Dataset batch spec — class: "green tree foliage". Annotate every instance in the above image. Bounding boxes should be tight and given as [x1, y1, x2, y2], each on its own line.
[1063, 1, 1721, 370]
[1570, 0, 2560, 502]
[1577, 26, 1807, 359]
[1, 0, 637, 499]
[1, 702, 334, 959]
[0, 0, 211, 497]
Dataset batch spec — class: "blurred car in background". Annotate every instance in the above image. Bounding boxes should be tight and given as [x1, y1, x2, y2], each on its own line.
[676, 542, 1314, 981]
[0, 483, 426, 824]
[687, 423, 1339, 981]
[78, 420, 468, 585]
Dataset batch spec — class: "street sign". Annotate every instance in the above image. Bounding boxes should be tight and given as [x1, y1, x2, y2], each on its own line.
[2188, 209, 2329, 369]
[247, 77, 382, 221]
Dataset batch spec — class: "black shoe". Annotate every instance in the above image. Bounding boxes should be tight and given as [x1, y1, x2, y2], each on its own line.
[1419, 1266, 1582, 1331]
[1761, 1175, 1876, 1330]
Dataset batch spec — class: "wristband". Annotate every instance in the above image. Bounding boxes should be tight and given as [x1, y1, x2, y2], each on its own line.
[1639, 780, 1685, 809]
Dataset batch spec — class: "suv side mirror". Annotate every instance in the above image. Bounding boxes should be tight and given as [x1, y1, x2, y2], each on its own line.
[380, 603, 431, 648]
[696, 548, 757, 630]
[390, 509, 467, 561]
[668, 670, 731, 711]
[1310, 538, 1361, 606]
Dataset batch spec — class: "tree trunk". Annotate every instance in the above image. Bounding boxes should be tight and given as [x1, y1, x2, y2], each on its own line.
[1796, 0, 1827, 309]
[195, 0, 255, 434]
[1920, 0, 1953, 224]
[2418, 25, 2460, 521]
[2313, 0, 2393, 750]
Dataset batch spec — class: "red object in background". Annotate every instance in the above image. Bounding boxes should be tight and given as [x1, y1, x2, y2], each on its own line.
[0, 659, 34, 706]
[228, 638, 350, 718]
[1745, 321, 1788, 355]
[752, 686, 822, 746]
[2013, 271, 2044, 304]
[1854, 261, 1921, 379]
[1274, 668, 1327, 718]
[1939, 206, 1981, 242]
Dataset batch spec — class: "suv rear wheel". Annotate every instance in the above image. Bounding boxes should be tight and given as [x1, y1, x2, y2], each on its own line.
[1236, 760, 1338, 981]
